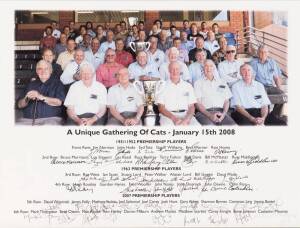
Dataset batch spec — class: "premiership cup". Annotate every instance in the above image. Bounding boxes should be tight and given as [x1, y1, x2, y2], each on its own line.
[129, 41, 151, 53]
[133, 79, 165, 126]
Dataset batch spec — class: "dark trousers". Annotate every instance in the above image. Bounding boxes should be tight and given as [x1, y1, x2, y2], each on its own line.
[265, 86, 287, 117]
[231, 108, 286, 126]
[195, 108, 236, 125]
[66, 112, 106, 126]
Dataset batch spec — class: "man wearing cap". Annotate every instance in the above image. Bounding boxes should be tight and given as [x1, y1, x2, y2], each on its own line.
[156, 62, 199, 126]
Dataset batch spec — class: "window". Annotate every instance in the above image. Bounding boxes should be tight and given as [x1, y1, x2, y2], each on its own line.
[188, 11, 229, 21]
[159, 11, 184, 22]
[15, 11, 59, 24]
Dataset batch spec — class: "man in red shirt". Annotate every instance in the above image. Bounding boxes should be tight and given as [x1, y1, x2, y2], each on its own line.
[96, 48, 123, 89]
[115, 38, 133, 67]
[40, 26, 57, 51]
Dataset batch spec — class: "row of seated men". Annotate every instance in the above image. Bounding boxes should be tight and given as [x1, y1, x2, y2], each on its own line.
[16, 55, 286, 126]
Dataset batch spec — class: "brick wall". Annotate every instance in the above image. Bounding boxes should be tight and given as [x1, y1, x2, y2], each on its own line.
[254, 11, 273, 29]
[144, 11, 160, 31]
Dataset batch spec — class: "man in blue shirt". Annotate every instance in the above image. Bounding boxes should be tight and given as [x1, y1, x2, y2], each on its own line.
[250, 46, 287, 118]
[17, 60, 65, 125]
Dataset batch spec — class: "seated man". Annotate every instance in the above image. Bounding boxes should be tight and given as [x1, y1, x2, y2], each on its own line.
[115, 38, 134, 67]
[204, 30, 220, 55]
[41, 48, 63, 80]
[17, 60, 65, 125]
[60, 48, 91, 87]
[231, 63, 284, 125]
[56, 38, 76, 70]
[64, 64, 107, 126]
[96, 48, 123, 89]
[107, 68, 144, 126]
[218, 45, 243, 88]
[128, 51, 160, 81]
[147, 35, 165, 69]
[84, 37, 105, 70]
[159, 47, 191, 82]
[194, 60, 236, 125]
[250, 45, 287, 118]
[188, 35, 212, 63]
[156, 62, 200, 126]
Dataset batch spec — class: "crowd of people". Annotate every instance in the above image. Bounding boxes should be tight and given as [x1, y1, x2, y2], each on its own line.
[17, 19, 287, 126]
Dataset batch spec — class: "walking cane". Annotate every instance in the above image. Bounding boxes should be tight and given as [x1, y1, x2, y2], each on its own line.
[32, 99, 38, 126]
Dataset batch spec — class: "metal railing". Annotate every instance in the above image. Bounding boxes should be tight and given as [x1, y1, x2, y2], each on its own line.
[235, 26, 288, 76]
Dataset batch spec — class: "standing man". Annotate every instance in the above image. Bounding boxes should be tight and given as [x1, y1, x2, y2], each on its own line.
[85, 37, 105, 70]
[107, 68, 144, 126]
[218, 45, 243, 88]
[147, 35, 165, 69]
[56, 38, 76, 70]
[60, 48, 90, 86]
[96, 48, 123, 89]
[128, 51, 160, 81]
[156, 62, 199, 126]
[194, 60, 235, 125]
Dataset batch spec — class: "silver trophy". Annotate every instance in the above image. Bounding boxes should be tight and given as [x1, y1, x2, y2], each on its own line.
[133, 79, 165, 126]
[129, 41, 151, 53]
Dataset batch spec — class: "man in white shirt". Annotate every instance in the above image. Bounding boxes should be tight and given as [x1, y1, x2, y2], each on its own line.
[194, 60, 235, 125]
[60, 49, 91, 86]
[99, 30, 115, 53]
[107, 68, 144, 126]
[156, 62, 199, 126]
[147, 36, 165, 69]
[128, 51, 160, 81]
[56, 39, 76, 70]
[159, 47, 191, 82]
[218, 45, 243, 88]
[204, 31, 220, 55]
[84, 37, 105, 70]
[64, 63, 107, 125]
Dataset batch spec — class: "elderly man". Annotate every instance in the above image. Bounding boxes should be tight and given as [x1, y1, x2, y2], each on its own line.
[250, 46, 287, 117]
[128, 51, 160, 81]
[115, 38, 133, 67]
[60, 48, 91, 87]
[156, 62, 199, 126]
[78, 34, 92, 52]
[157, 30, 172, 52]
[107, 68, 144, 126]
[231, 64, 276, 125]
[165, 38, 189, 64]
[189, 49, 219, 85]
[194, 60, 235, 125]
[17, 60, 65, 125]
[147, 35, 165, 69]
[99, 30, 115, 53]
[212, 36, 227, 66]
[85, 37, 105, 70]
[64, 64, 107, 126]
[204, 30, 220, 55]
[96, 48, 123, 89]
[188, 35, 212, 63]
[159, 47, 191, 82]
[218, 45, 243, 87]
[57, 38, 76, 70]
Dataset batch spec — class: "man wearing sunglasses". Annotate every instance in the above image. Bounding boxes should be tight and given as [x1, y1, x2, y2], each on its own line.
[218, 45, 243, 88]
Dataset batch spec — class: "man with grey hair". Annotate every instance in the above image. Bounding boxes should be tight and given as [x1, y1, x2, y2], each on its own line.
[128, 50, 160, 81]
[60, 48, 91, 88]
[159, 47, 191, 82]
[64, 63, 107, 125]
[107, 68, 144, 126]
[231, 63, 285, 125]
[250, 45, 287, 118]
[194, 59, 235, 125]
[218, 45, 243, 88]
[17, 60, 65, 125]
[156, 61, 199, 126]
